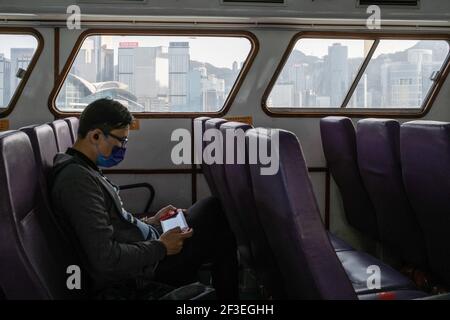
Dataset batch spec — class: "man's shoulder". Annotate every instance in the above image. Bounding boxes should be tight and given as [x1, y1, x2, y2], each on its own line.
[50, 153, 97, 186]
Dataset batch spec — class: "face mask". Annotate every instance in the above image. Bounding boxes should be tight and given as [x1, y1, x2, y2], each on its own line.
[96, 146, 126, 168]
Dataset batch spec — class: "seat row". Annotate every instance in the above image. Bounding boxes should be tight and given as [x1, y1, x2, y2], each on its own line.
[0, 117, 155, 299]
[0, 118, 83, 299]
[320, 117, 450, 290]
[193, 117, 441, 299]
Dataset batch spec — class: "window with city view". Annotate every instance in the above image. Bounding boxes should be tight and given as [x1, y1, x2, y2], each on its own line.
[0, 34, 39, 110]
[267, 37, 450, 111]
[55, 35, 253, 113]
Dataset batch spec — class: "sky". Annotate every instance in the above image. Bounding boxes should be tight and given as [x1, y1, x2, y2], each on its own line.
[83, 35, 253, 69]
[0, 35, 38, 59]
[294, 38, 433, 59]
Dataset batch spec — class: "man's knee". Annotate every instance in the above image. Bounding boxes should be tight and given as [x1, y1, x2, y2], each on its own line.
[188, 196, 229, 231]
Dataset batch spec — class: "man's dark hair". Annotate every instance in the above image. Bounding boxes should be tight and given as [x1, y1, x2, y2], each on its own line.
[78, 98, 133, 138]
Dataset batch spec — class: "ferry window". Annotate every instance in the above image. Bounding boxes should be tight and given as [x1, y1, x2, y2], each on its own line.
[0, 33, 40, 113]
[54, 33, 255, 114]
[267, 38, 373, 108]
[264, 34, 450, 116]
[347, 40, 450, 109]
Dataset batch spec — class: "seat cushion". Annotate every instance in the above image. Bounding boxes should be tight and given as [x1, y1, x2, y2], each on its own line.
[328, 233, 353, 252]
[337, 251, 415, 294]
[358, 290, 428, 300]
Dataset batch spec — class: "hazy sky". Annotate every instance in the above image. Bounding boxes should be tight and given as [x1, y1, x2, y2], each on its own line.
[83, 35, 252, 69]
[0, 35, 38, 59]
[294, 38, 432, 59]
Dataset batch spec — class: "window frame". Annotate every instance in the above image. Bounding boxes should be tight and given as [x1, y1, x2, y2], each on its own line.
[262, 31, 450, 118]
[48, 28, 259, 118]
[0, 28, 44, 119]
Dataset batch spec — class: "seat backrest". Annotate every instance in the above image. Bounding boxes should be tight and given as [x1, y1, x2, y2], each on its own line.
[193, 117, 217, 196]
[220, 121, 284, 298]
[356, 119, 427, 268]
[0, 131, 82, 299]
[64, 117, 79, 144]
[203, 119, 253, 262]
[50, 120, 73, 153]
[247, 128, 356, 299]
[320, 116, 378, 239]
[21, 124, 58, 180]
[401, 120, 450, 285]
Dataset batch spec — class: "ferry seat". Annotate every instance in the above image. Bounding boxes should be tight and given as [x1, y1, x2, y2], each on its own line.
[0, 131, 84, 299]
[320, 116, 378, 240]
[220, 121, 284, 298]
[64, 117, 79, 144]
[50, 119, 73, 153]
[21, 124, 58, 181]
[401, 120, 450, 286]
[246, 128, 423, 299]
[246, 127, 356, 299]
[203, 118, 253, 265]
[193, 117, 217, 196]
[356, 118, 427, 269]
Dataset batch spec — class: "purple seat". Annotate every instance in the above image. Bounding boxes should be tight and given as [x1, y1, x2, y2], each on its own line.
[21, 124, 58, 181]
[359, 290, 428, 300]
[320, 117, 378, 239]
[0, 131, 82, 299]
[203, 119, 253, 264]
[64, 117, 79, 144]
[329, 233, 353, 252]
[401, 120, 450, 286]
[356, 119, 427, 269]
[50, 119, 73, 153]
[246, 127, 357, 299]
[220, 121, 284, 297]
[193, 117, 217, 196]
[337, 250, 414, 295]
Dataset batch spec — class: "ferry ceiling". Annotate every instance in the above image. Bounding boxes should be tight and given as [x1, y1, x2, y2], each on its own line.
[0, 0, 449, 30]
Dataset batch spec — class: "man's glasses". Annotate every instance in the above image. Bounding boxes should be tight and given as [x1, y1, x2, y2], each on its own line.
[108, 132, 128, 148]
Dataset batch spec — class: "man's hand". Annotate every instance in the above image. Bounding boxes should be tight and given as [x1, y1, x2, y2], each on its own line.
[158, 227, 194, 255]
[141, 204, 176, 225]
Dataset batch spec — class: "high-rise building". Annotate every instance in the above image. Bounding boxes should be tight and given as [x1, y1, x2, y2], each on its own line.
[99, 45, 114, 82]
[118, 42, 168, 111]
[0, 54, 11, 107]
[269, 83, 294, 108]
[188, 69, 203, 112]
[381, 49, 435, 108]
[10, 48, 34, 92]
[328, 43, 349, 107]
[73, 38, 97, 83]
[169, 42, 190, 111]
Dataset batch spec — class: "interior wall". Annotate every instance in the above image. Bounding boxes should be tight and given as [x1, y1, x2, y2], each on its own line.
[2, 24, 449, 247]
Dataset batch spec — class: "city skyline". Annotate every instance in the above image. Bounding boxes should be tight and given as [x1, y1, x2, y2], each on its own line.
[56, 36, 248, 113]
[268, 39, 449, 109]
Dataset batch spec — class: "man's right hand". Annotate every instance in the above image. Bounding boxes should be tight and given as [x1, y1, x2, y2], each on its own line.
[158, 227, 194, 255]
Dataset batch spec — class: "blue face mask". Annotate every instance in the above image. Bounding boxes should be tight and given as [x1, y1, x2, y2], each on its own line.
[96, 146, 126, 168]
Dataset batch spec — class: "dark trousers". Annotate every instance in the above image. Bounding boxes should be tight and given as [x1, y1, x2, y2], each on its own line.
[153, 196, 239, 300]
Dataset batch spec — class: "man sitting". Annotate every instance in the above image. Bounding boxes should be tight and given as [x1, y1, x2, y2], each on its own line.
[48, 98, 238, 299]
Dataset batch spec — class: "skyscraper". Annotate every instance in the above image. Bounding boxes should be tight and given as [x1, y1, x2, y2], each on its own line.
[118, 42, 168, 111]
[381, 49, 434, 108]
[0, 54, 11, 107]
[169, 42, 190, 111]
[10, 48, 34, 92]
[328, 43, 349, 107]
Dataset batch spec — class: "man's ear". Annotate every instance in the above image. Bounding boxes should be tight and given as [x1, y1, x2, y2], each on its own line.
[88, 129, 102, 144]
